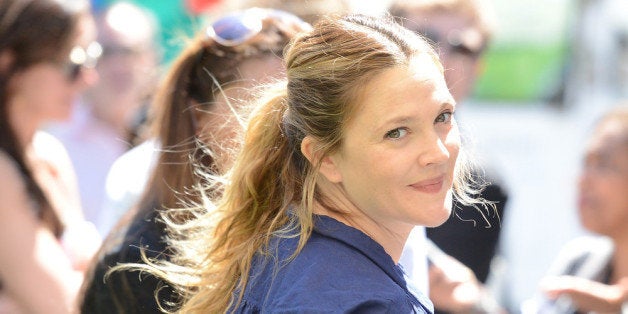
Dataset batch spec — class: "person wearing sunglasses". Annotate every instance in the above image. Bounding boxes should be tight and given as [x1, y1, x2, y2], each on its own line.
[389, 0, 495, 102]
[389, 1, 509, 313]
[79, 7, 310, 313]
[0, 0, 102, 313]
[49, 1, 160, 238]
[124, 12, 493, 312]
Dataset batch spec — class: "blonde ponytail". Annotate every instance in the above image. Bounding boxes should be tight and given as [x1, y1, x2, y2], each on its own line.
[174, 82, 314, 313]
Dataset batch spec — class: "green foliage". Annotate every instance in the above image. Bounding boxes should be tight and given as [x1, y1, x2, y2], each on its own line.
[474, 43, 568, 101]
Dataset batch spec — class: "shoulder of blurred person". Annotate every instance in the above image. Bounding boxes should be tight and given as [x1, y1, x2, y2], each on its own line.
[400, 226, 430, 295]
[32, 131, 83, 222]
[46, 100, 128, 225]
[99, 138, 161, 237]
[545, 235, 614, 279]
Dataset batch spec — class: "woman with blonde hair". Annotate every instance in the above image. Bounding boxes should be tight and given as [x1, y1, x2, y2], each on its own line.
[81, 7, 309, 313]
[145, 13, 482, 312]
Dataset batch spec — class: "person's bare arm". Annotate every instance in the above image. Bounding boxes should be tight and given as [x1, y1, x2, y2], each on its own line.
[427, 240, 505, 313]
[542, 276, 628, 313]
[33, 132, 101, 271]
[0, 153, 82, 313]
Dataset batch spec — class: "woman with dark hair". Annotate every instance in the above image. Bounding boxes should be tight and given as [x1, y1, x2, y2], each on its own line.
[0, 0, 101, 312]
[531, 105, 628, 314]
[80, 8, 310, 313]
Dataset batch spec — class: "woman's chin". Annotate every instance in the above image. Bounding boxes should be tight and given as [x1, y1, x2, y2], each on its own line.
[422, 206, 452, 228]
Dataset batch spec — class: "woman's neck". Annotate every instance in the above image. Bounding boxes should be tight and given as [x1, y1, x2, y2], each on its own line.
[313, 180, 413, 263]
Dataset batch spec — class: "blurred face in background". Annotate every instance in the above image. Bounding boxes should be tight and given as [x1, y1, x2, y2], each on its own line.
[85, 2, 159, 127]
[8, 12, 97, 124]
[578, 120, 628, 239]
[92, 28, 157, 100]
[403, 9, 486, 102]
[195, 54, 285, 172]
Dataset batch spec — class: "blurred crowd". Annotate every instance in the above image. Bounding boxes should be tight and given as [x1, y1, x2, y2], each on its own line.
[0, 0, 626, 313]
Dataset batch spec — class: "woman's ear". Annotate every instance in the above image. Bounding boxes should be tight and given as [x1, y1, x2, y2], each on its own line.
[301, 136, 342, 183]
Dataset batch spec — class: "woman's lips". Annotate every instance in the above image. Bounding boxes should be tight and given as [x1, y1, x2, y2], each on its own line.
[410, 175, 445, 194]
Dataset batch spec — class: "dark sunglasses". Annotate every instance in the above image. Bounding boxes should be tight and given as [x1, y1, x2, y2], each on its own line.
[422, 29, 485, 59]
[101, 45, 141, 58]
[62, 41, 102, 82]
[205, 7, 309, 47]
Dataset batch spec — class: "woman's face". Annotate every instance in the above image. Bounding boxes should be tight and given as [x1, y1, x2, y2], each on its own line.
[327, 53, 459, 231]
[8, 60, 86, 122]
[196, 55, 285, 172]
[578, 121, 628, 238]
[8, 15, 96, 124]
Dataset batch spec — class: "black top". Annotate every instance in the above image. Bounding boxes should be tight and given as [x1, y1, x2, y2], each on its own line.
[80, 200, 177, 314]
[426, 170, 509, 283]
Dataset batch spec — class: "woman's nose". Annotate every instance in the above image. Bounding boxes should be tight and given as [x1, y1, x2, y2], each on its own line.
[418, 133, 450, 166]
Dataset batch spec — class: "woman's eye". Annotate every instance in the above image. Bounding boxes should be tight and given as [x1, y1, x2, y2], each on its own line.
[385, 128, 408, 140]
[435, 111, 453, 123]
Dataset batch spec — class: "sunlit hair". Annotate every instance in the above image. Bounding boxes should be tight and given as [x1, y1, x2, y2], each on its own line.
[0, 0, 81, 237]
[142, 13, 484, 313]
[98, 8, 308, 312]
[141, 7, 305, 214]
[388, 0, 496, 42]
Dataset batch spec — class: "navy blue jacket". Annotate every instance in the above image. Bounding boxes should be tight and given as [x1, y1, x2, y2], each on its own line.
[233, 215, 433, 313]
